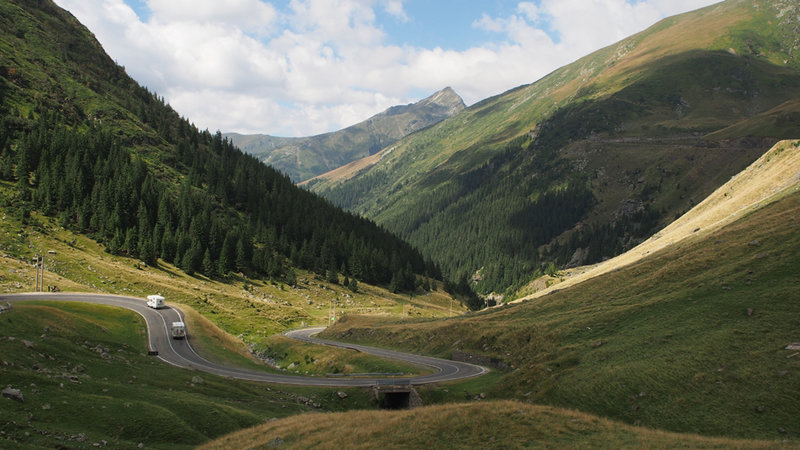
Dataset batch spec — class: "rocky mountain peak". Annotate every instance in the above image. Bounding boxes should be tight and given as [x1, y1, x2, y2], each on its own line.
[420, 86, 466, 114]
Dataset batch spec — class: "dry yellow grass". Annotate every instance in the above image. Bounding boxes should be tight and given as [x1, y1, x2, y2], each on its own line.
[300, 147, 385, 187]
[199, 400, 780, 449]
[515, 139, 800, 302]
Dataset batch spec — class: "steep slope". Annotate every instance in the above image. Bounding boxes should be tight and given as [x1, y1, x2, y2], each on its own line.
[517, 139, 800, 299]
[0, 0, 440, 295]
[309, 0, 800, 294]
[321, 140, 800, 439]
[225, 87, 465, 182]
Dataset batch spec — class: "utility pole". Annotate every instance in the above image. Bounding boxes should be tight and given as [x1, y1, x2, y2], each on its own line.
[34, 255, 39, 292]
[33, 255, 45, 292]
[328, 300, 336, 326]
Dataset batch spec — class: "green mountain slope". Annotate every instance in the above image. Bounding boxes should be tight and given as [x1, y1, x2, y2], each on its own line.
[224, 87, 465, 182]
[321, 140, 800, 439]
[309, 0, 800, 295]
[517, 139, 800, 300]
[0, 0, 439, 292]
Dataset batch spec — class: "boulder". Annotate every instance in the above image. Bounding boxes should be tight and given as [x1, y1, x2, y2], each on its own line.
[2, 386, 23, 402]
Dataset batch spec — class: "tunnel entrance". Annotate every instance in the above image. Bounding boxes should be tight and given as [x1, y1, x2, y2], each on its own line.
[380, 391, 411, 410]
[373, 383, 421, 410]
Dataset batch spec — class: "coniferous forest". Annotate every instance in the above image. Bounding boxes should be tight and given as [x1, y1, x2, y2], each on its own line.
[0, 106, 440, 288]
[0, 0, 441, 294]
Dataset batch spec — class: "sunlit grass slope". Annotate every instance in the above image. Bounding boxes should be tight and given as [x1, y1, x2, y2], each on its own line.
[200, 401, 781, 449]
[321, 142, 800, 439]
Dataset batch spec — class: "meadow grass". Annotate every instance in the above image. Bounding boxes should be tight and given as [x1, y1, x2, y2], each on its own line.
[0, 302, 376, 449]
[199, 400, 782, 450]
[321, 186, 800, 439]
[254, 334, 432, 376]
[0, 181, 453, 448]
[0, 178, 461, 379]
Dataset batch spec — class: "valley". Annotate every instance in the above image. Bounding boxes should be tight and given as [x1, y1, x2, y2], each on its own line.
[308, 0, 800, 295]
[319, 140, 800, 440]
[1, 0, 799, 448]
[2, 293, 485, 386]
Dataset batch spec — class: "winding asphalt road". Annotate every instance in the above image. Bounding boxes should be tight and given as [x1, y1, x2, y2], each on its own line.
[0, 292, 487, 387]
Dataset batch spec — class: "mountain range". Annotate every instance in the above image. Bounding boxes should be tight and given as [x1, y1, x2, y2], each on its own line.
[307, 0, 800, 295]
[1, 0, 799, 447]
[224, 87, 465, 182]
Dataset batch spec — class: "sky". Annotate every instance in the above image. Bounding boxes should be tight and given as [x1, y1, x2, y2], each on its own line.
[53, 0, 720, 137]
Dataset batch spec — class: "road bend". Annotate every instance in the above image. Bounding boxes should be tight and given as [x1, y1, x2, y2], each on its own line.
[1, 292, 488, 387]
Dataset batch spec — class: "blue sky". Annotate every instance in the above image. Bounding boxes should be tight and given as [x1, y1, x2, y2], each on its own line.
[381, 1, 554, 50]
[124, 1, 546, 50]
[54, 0, 718, 137]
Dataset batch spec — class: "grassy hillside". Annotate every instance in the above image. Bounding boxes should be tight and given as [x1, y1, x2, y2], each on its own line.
[309, 0, 800, 295]
[0, 301, 384, 449]
[226, 87, 465, 182]
[320, 141, 800, 439]
[0, 177, 463, 352]
[200, 401, 781, 449]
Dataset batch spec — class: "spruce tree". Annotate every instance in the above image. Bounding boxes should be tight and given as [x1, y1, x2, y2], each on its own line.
[202, 248, 216, 277]
[347, 277, 358, 293]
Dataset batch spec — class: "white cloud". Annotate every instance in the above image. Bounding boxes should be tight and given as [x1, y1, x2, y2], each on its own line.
[53, 0, 719, 136]
[382, 0, 408, 22]
[147, 0, 277, 30]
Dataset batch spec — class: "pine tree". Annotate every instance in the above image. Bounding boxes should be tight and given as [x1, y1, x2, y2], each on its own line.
[235, 237, 249, 273]
[326, 268, 339, 285]
[347, 277, 358, 293]
[123, 227, 137, 256]
[422, 277, 431, 292]
[160, 227, 175, 263]
[0, 148, 14, 180]
[181, 242, 202, 276]
[389, 272, 401, 293]
[107, 229, 123, 255]
[202, 248, 216, 277]
[218, 232, 235, 275]
[285, 268, 297, 286]
[139, 236, 157, 266]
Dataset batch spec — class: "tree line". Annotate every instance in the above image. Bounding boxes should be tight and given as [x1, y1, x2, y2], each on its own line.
[0, 105, 441, 291]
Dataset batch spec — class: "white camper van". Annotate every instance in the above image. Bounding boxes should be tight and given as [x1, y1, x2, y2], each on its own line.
[147, 294, 165, 309]
[171, 321, 186, 339]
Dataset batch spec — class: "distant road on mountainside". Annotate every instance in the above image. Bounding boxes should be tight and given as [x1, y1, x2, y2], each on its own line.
[0, 293, 487, 386]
